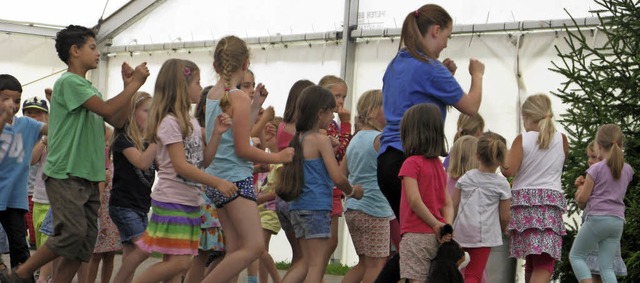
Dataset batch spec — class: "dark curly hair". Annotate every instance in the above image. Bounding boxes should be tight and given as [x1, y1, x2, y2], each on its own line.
[428, 225, 465, 283]
[55, 25, 96, 64]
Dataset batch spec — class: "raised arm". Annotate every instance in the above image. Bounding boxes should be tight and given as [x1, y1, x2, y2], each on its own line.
[453, 58, 484, 115]
[83, 63, 149, 128]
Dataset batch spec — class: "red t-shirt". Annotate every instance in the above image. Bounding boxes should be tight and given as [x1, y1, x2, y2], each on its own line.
[277, 122, 295, 151]
[398, 155, 447, 235]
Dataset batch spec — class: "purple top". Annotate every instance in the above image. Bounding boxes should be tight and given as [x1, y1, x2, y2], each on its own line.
[585, 159, 634, 220]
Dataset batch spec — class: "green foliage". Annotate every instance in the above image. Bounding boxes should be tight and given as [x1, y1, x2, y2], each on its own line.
[275, 261, 351, 276]
[550, 0, 640, 281]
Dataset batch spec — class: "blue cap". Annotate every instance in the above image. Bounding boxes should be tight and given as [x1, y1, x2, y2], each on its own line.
[22, 97, 48, 113]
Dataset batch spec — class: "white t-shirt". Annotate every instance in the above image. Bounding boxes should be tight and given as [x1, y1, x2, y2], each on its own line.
[151, 115, 203, 207]
[454, 169, 511, 247]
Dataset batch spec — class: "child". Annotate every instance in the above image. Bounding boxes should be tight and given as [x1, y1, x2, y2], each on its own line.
[276, 86, 363, 283]
[22, 97, 53, 283]
[427, 224, 465, 283]
[502, 94, 568, 282]
[3, 25, 149, 282]
[397, 103, 454, 283]
[452, 132, 511, 283]
[275, 79, 315, 276]
[318, 75, 352, 263]
[202, 36, 294, 283]
[341, 90, 393, 283]
[184, 87, 226, 283]
[575, 141, 627, 282]
[117, 59, 234, 283]
[446, 136, 479, 197]
[376, 5, 484, 281]
[443, 114, 484, 169]
[0, 74, 48, 274]
[108, 91, 156, 282]
[570, 124, 633, 283]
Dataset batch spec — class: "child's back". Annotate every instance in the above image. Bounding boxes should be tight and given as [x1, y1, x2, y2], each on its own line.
[512, 131, 564, 191]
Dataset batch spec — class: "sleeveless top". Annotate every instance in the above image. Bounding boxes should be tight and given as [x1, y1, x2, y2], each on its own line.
[204, 92, 253, 182]
[512, 131, 564, 192]
[345, 130, 393, 218]
[289, 132, 333, 211]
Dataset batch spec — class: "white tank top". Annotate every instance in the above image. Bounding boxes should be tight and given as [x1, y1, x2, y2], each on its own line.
[512, 131, 564, 192]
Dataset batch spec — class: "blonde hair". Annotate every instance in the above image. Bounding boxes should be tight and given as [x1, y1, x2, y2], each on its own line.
[213, 36, 249, 112]
[477, 131, 508, 168]
[522, 94, 556, 149]
[356, 89, 383, 131]
[146, 59, 200, 142]
[447, 135, 478, 179]
[318, 75, 347, 92]
[454, 113, 484, 141]
[596, 124, 625, 179]
[116, 91, 152, 151]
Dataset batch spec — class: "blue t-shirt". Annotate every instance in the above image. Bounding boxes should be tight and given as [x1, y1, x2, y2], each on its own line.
[380, 49, 464, 154]
[345, 130, 393, 218]
[204, 98, 253, 182]
[0, 116, 43, 210]
[289, 158, 333, 211]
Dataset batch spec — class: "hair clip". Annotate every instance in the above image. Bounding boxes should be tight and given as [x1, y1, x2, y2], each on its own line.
[414, 10, 420, 17]
[183, 67, 191, 77]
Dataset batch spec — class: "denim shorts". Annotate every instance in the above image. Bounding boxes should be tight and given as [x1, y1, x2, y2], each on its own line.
[290, 210, 331, 239]
[109, 205, 149, 244]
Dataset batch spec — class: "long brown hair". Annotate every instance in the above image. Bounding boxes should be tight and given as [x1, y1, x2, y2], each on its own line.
[276, 86, 336, 201]
[282, 80, 315, 123]
[401, 103, 447, 158]
[596, 124, 625, 179]
[522, 94, 556, 149]
[146, 59, 199, 142]
[213, 35, 249, 112]
[399, 4, 452, 62]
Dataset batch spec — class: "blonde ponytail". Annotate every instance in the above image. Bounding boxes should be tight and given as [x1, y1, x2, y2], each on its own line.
[596, 124, 625, 179]
[522, 94, 556, 149]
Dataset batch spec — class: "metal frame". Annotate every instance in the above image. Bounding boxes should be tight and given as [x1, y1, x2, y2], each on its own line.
[0, 19, 63, 38]
[94, 0, 166, 45]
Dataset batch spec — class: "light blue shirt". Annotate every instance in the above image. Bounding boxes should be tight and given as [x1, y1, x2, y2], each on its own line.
[204, 98, 253, 182]
[290, 158, 333, 211]
[345, 130, 393, 218]
[0, 116, 43, 210]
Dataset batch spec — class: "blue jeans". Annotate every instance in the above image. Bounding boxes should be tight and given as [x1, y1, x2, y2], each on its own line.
[290, 210, 331, 239]
[569, 215, 624, 283]
[109, 205, 149, 244]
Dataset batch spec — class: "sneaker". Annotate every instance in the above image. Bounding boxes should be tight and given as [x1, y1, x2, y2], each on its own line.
[0, 267, 34, 283]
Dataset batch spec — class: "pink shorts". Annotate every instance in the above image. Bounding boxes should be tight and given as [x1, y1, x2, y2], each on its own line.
[524, 253, 556, 275]
[344, 210, 390, 258]
[331, 188, 343, 217]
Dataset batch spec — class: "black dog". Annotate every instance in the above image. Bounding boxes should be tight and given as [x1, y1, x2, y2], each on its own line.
[427, 224, 465, 283]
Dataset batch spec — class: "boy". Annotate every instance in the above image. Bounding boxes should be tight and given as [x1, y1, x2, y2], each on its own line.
[1, 25, 149, 283]
[0, 75, 48, 273]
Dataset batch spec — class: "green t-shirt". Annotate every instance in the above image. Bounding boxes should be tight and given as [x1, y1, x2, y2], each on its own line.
[44, 72, 105, 182]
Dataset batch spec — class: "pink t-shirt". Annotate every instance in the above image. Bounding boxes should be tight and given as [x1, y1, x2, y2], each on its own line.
[399, 155, 447, 235]
[277, 122, 295, 151]
[152, 115, 204, 207]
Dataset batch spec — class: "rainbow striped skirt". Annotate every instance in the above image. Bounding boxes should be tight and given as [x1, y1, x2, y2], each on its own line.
[136, 200, 200, 256]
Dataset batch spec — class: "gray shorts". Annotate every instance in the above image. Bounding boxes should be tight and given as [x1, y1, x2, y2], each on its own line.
[290, 210, 331, 239]
[44, 176, 100, 262]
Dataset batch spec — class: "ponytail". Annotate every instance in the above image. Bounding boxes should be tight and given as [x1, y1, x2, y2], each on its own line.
[596, 124, 625, 180]
[522, 94, 556, 149]
[608, 143, 624, 179]
[477, 131, 507, 168]
[213, 36, 249, 112]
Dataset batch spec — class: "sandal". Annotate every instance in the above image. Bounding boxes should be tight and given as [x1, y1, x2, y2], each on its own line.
[0, 267, 34, 283]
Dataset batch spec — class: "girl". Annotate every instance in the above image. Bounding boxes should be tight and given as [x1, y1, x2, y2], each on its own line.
[443, 113, 484, 169]
[277, 86, 363, 283]
[570, 124, 633, 283]
[318, 75, 352, 264]
[109, 91, 156, 283]
[184, 86, 226, 283]
[203, 36, 294, 283]
[115, 59, 235, 283]
[275, 79, 315, 276]
[452, 132, 511, 283]
[502, 94, 568, 282]
[376, 4, 484, 281]
[574, 141, 627, 283]
[341, 89, 394, 283]
[397, 103, 454, 283]
[446, 136, 479, 197]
